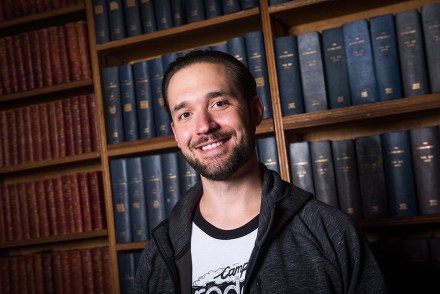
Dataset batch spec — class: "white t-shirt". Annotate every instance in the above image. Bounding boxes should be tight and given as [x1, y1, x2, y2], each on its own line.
[191, 206, 259, 294]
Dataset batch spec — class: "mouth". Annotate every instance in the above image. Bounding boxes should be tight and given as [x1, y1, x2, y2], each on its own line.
[200, 140, 224, 151]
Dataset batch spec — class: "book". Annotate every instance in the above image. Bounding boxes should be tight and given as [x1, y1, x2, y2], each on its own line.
[25, 254, 36, 293]
[35, 180, 50, 237]
[170, 0, 186, 25]
[0, 38, 12, 95]
[343, 19, 379, 105]
[9, 184, 22, 240]
[44, 179, 58, 236]
[150, 56, 172, 136]
[108, 0, 127, 40]
[87, 94, 101, 152]
[177, 151, 199, 195]
[274, 35, 304, 116]
[331, 139, 363, 220]
[322, 26, 351, 108]
[287, 141, 315, 194]
[29, 30, 44, 89]
[421, 3, 440, 93]
[126, 157, 149, 242]
[101, 247, 115, 293]
[298, 31, 328, 112]
[139, 0, 157, 33]
[409, 126, 440, 215]
[257, 136, 280, 173]
[33, 254, 45, 294]
[241, 0, 258, 9]
[54, 100, 67, 158]
[123, 0, 143, 37]
[142, 154, 166, 234]
[53, 176, 68, 235]
[119, 64, 140, 141]
[222, 0, 240, 14]
[61, 175, 75, 234]
[245, 31, 273, 118]
[88, 172, 106, 230]
[13, 35, 27, 92]
[102, 66, 125, 144]
[47, 102, 60, 159]
[118, 252, 136, 293]
[17, 182, 31, 240]
[71, 96, 84, 154]
[7, 109, 19, 165]
[48, 26, 64, 85]
[80, 249, 95, 293]
[355, 134, 389, 218]
[75, 21, 92, 80]
[309, 140, 339, 208]
[5, 36, 19, 92]
[20, 32, 36, 91]
[70, 173, 84, 233]
[0, 258, 11, 293]
[161, 152, 181, 216]
[78, 172, 93, 232]
[401, 239, 432, 293]
[205, 0, 222, 19]
[62, 98, 75, 156]
[381, 130, 418, 217]
[430, 238, 440, 293]
[186, 0, 205, 23]
[69, 250, 85, 294]
[92, 0, 111, 44]
[154, 0, 174, 30]
[227, 36, 248, 67]
[15, 107, 26, 164]
[110, 159, 133, 242]
[64, 23, 82, 81]
[370, 14, 403, 101]
[133, 60, 156, 139]
[91, 247, 105, 293]
[1, 185, 13, 241]
[395, 9, 430, 97]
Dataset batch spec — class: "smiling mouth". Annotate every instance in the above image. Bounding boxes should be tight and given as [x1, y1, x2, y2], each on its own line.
[201, 141, 224, 151]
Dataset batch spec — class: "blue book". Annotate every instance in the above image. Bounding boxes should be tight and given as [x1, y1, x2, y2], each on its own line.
[422, 3, 440, 93]
[133, 60, 156, 139]
[370, 14, 403, 101]
[331, 139, 363, 220]
[118, 64, 139, 141]
[102, 66, 125, 144]
[171, 0, 186, 26]
[210, 41, 228, 53]
[123, 0, 143, 37]
[92, 0, 111, 44]
[107, 0, 127, 40]
[269, 0, 288, 4]
[127, 157, 149, 242]
[149, 56, 172, 136]
[222, 0, 240, 14]
[322, 26, 351, 108]
[110, 159, 132, 243]
[205, 0, 223, 19]
[162, 51, 178, 72]
[298, 31, 328, 112]
[118, 252, 136, 293]
[161, 152, 181, 216]
[355, 134, 389, 218]
[241, 0, 258, 9]
[227, 36, 248, 67]
[141, 154, 167, 233]
[287, 141, 315, 194]
[343, 19, 379, 105]
[186, 0, 206, 23]
[396, 10, 429, 97]
[274, 35, 304, 116]
[381, 131, 418, 217]
[257, 136, 280, 173]
[310, 140, 339, 208]
[154, 0, 174, 30]
[177, 151, 200, 195]
[245, 31, 273, 118]
[139, 0, 157, 33]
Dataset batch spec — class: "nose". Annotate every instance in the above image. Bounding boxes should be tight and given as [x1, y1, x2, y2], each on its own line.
[195, 110, 219, 135]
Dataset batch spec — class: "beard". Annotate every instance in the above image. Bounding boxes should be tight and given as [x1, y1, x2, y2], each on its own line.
[182, 127, 255, 181]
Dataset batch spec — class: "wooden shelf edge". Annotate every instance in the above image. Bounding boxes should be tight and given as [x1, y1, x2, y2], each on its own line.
[268, 0, 332, 13]
[0, 152, 101, 175]
[0, 79, 93, 103]
[0, 229, 108, 249]
[116, 241, 148, 252]
[0, 3, 85, 29]
[358, 214, 440, 229]
[282, 93, 440, 131]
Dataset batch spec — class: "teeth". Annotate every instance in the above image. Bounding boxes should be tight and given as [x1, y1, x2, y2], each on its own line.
[201, 141, 223, 151]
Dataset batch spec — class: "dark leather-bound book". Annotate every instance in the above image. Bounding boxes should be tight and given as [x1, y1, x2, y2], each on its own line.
[204, 0, 222, 19]
[42, 253, 55, 293]
[92, 0, 111, 44]
[78, 172, 93, 232]
[37, 29, 53, 87]
[140, 0, 157, 33]
[118, 64, 140, 141]
[35, 180, 50, 237]
[61, 175, 75, 234]
[29, 30, 44, 88]
[26, 181, 40, 239]
[7, 109, 19, 165]
[401, 238, 432, 293]
[8, 184, 23, 241]
[227, 36, 248, 67]
[30, 105, 43, 162]
[33, 254, 45, 294]
[75, 21, 92, 80]
[222, 0, 240, 14]
[87, 94, 101, 152]
[257, 136, 280, 174]
[23, 106, 34, 162]
[161, 152, 181, 217]
[12, 35, 27, 92]
[48, 26, 64, 85]
[150, 56, 172, 136]
[15, 107, 26, 164]
[54, 100, 67, 158]
[80, 249, 95, 293]
[71, 96, 84, 154]
[101, 247, 115, 293]
[79, 95, 93, 153]
[47, 102, 60, 159]
[25, 254, 36, 294]
[118, 252, 136, 294]
[91, 247, 105, 293]
[0, 258, 11, 294]
[0, 111, 10, 167]
[70, 173, 84, 233]
[288, 141, 315, 194]
[64, 22, 82, 81]
[108, 0, 127, 40]
[0, 38, 12, 94]
[20, 32, 36, 91]
[69, 250, 85, 294]
[39, 103, 53, 160]
[1, 185, 13, 241]
[17, 182, 31, 240]
[123, 0, 143, 36]
[185, 0, 205, 23]
[422, 3, 440, 93]
[0, 186, 5, 242]
[60, 251, 73, 294]
[51, 252, 63, 293]
[58, 25, 71, 83]
[88, 171, 106, 230]
[44, 179, 58, 236]
[5, 36, 19, 92]
[177, 151, 200, 195]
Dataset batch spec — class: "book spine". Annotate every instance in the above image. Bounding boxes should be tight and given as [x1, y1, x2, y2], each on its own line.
[80, 249, 95, 293]
[274, 35, 304, 115]
[421, 3, 440, 93]
[227, 36, 248, 67]
[91, 247, 105, 293]
[29, 30, 44, 88]
[343, 19, 379, 105]
[39, 103, 53, 160]
[118, 252, 136, 293]
[92, 0, 111, 44]
[298, 31, 329, 112]
[53, 176, 68, 235]
[62, 98, 76, 156]
[69, 250, 85, 294]
[139, 0, 157, 33]
[154, 0, 174, 29]
[310, 140, 339, 208]
[78, 172, 93, 232]
[0, 186, 5, 242]
[205, 0, 222, 19]
[257, 136, 280, 174]
[37, 29, 53, 87]
[245, 31, 273, 118]
[48, 26, 64, 85]
[108, 0, 127, 40]
[101, 247, 115, 293]
[79, 95, 93, 153]
[222, 0, 240, 14]
[47, 102, 60, 159]
[61, 175, 75, 234]
[54, 100, 67, 158]
[87, 94, 101, 152]
[170, 0, 185, 25]
[150, 57, 172, 136]
[102, 66, 125, 144]
[0, 38, 12, 95]
[1, 185, 13, 241]
[0, 111, 10, 167]
[44, 179, 58, 236]
[381, 130, 418, 217]
[322, 26, 351, 108]
[123, 0, 143, 37]
[71, 96, 84, 154]
[42, 253, 55, 294]
[20, 32, 36, 91]
[409, 126, 440, 214]
[331, 139, 363, 219]
[133, 60, 156, 139]
[15, 107, 26, 164]
[75, 21, 92, 80]
[5, 36, 19, 92]
[9, 257, 19, 294]
[88, 171, 106, 230]
[35, 180, 50, 237]
[0, 258, 11, 293]
[185, 0, 205, 23]
[370, 14, 403, 101]
[12, 35, 27, 92]
[33, 254, 45, 294]
[23, 107, 34, 163]
[241, 0, 257, 9]
[119, 64, 140, 141]
[110, 159, 133, 242]
[161, 152, 181, 217]
[30, 105, 43, 162]
[17, 256, 29, 293]
[395, 9, 430, 97]
[9, 184, 23, 241]
[177, 151, 199, 195]
[64, 22, 82, 81]
[60, 251, 73, 294]
[7, 109, 19, 165]
[27, 182, 40, 239]
[355, 134, 389, 218]
[17, 183, 30, 240]
[287, 141, 315, 194]
[70, 173, 84, 233]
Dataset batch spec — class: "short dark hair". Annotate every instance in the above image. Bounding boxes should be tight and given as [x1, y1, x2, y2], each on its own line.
[162, 50, 257, 120]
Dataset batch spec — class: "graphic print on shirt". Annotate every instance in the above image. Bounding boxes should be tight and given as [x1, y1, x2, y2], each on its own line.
[192, 261, 248, 294]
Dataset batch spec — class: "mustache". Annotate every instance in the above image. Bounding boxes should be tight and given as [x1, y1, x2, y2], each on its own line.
[190, 130, 236, 149]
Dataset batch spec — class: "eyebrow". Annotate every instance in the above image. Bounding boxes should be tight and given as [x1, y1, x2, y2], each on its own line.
[171, 90, 231, 115]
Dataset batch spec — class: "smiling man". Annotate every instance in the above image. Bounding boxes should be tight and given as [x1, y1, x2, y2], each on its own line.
[134, 50, 387, 294]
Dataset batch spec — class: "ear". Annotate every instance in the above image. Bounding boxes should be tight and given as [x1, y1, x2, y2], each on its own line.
[250, 96, 264, 127]
[171, 122, 181, 148]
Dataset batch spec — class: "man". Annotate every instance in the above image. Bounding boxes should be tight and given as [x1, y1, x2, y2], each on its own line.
[134, 50, 387, 293]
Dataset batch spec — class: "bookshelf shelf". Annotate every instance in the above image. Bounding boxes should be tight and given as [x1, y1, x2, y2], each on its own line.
[268, 0, 331, 14]
[116, 241, 148, 252]
[358, 214, 440, 229]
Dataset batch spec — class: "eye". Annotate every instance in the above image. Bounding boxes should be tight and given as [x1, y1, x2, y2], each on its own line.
[179, 112, 191, 120]
[212, 100, 229, 109]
